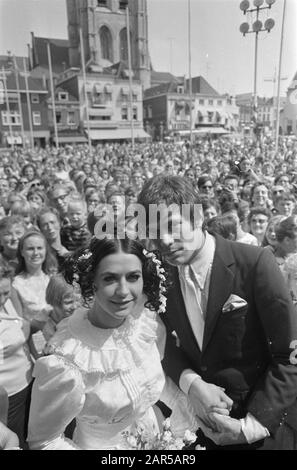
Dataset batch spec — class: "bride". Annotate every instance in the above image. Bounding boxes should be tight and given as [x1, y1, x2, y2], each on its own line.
[27, 237, 198, 450]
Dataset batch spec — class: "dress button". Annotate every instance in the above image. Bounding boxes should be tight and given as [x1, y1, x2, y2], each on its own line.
[201, 365, 207, 372]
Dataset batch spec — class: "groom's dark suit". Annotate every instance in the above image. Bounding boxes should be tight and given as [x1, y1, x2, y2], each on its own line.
[161, 234, 297, 448]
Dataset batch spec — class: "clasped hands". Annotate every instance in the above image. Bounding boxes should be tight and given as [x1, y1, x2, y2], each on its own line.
[188, 377, 248, 446]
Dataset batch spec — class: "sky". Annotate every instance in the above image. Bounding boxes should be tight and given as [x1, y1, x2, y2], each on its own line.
[0, 0, 296, 97]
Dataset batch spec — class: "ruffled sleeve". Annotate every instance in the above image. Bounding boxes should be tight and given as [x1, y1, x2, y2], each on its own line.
[28, 355, 85, 450]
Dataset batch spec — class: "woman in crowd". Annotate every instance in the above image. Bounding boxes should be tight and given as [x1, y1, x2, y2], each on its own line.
[12, 231, 58, 336]
[248, 207, 271, 246]
[21, 164, 37, 184]
[0, 265, 34, 448]
[27, 237, 197, 450]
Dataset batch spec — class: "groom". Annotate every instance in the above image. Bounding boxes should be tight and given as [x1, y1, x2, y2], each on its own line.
[138, 175, 297, 450]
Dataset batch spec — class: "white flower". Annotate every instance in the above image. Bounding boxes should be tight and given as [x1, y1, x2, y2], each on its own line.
[127, 436, 138, 448]
[183, 430, 197, 444]
[175, 438, 185, 450]
[78, 251, 92, 261]
[195, 444, 206, 451]
[162, 431, 173, 443]
[163, 418, 171, 431]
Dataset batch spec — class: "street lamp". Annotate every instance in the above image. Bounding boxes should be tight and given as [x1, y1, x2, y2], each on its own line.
[239, 0, 276, 140]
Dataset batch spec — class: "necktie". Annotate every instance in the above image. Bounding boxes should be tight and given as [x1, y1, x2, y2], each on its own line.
[181, 264, 205, 350]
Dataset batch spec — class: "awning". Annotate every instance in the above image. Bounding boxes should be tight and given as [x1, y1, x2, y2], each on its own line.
[94, 83, 103, 94]
[88, 108, 113, 117]
[195, 127, 230, 135]
[53, 135, 88, 143]
[121, 87, 130, 96]
[105, 84, 113, 93]
[197, 109, 207, 117]
[178, 127, 230, 136]
[7, 136, 22, 145]
[86, 129, 151, 141]
[132, 87, 138, 95]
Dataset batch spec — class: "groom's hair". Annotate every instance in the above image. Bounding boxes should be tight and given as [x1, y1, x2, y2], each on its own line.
[137, 175, 202, 228]
[138, 175, 201, 208]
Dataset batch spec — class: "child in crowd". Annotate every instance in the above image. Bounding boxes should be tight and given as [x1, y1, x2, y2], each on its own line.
[10, 200, 35, 230]
[43, 274, 79, 343]
[60, 197, 91, 252]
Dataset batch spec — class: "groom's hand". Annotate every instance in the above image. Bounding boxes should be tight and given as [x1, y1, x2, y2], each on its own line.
[197, 412, 248, 446]
[188, 378, 233, 430]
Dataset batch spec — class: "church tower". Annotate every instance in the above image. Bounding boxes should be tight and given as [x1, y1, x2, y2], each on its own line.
[66, 0, 151, 89]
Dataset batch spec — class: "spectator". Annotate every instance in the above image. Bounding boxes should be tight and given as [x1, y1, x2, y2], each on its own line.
[0, 216, 26, 274]
[274, 192, 296, 217]
[60, 198, 91, 252]
[248, 207, 271, 246]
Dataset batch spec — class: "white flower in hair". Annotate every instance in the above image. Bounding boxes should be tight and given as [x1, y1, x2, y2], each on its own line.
[78, 250, 92, 262]
[142, 248, 167, 315]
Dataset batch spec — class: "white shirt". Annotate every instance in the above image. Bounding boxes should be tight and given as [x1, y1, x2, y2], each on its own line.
[0, 299, 33, 396]
[177, 232, 269, 444]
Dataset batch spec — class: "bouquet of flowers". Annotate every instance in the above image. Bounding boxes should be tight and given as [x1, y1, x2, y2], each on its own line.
[122, 418, 205, 451]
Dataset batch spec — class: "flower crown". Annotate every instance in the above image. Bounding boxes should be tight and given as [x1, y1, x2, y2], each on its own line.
[142, 248, 167, 314]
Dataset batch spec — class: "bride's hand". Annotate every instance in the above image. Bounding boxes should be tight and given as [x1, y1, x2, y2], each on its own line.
[188, 378, 233, 430]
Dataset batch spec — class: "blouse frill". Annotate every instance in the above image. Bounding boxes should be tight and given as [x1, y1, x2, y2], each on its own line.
[46, 306, 165, 376]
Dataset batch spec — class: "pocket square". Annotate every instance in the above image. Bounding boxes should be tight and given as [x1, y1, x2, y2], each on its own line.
[222, 294, 248, 313]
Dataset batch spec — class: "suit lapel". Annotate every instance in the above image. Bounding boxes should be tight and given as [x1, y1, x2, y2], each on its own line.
[202, 236, 235, 353]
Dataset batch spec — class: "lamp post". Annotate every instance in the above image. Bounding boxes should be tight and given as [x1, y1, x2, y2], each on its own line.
[239, 0, 276, 141]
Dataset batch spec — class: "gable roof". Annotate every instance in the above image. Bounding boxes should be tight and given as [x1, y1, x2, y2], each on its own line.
[144, 78, 183, 98]
[32, 34, 70, 74]
[151, 70, 178, 85]
[185, 76, 219, 96]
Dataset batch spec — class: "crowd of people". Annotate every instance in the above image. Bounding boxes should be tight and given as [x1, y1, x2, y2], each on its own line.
[1, 134, 297, 450]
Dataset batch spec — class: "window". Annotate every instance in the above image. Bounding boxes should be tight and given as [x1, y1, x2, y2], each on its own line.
[148, 106, 152, 119]
[119, 0, 128, 9]
[217, 100, 222, 106]
[133, 107, 137, 121]
[68, 111, 76, 125]
[207, 111, 213, 123]
[199, 99, 204, 105]
[31, 94, 39, 104]
[58, 92, 68, 101]
[90, 115, 111, 121]
[100, 26, 113, 62]
[56, 111, 62, 124]
[33, 111, 41, 126]
[1, 112, 8, 125]
[177, 86, 184, 94]
[0, 80, 4, 105]
[208, 99, 214, 106]
[97, 0, 107, 6]
[119, 28, 128, 61]
[3, 111, 21, 126]
[121, 107, 128, 120]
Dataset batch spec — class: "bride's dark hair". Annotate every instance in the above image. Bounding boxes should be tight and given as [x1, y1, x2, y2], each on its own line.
[63, 237, 169, 312]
